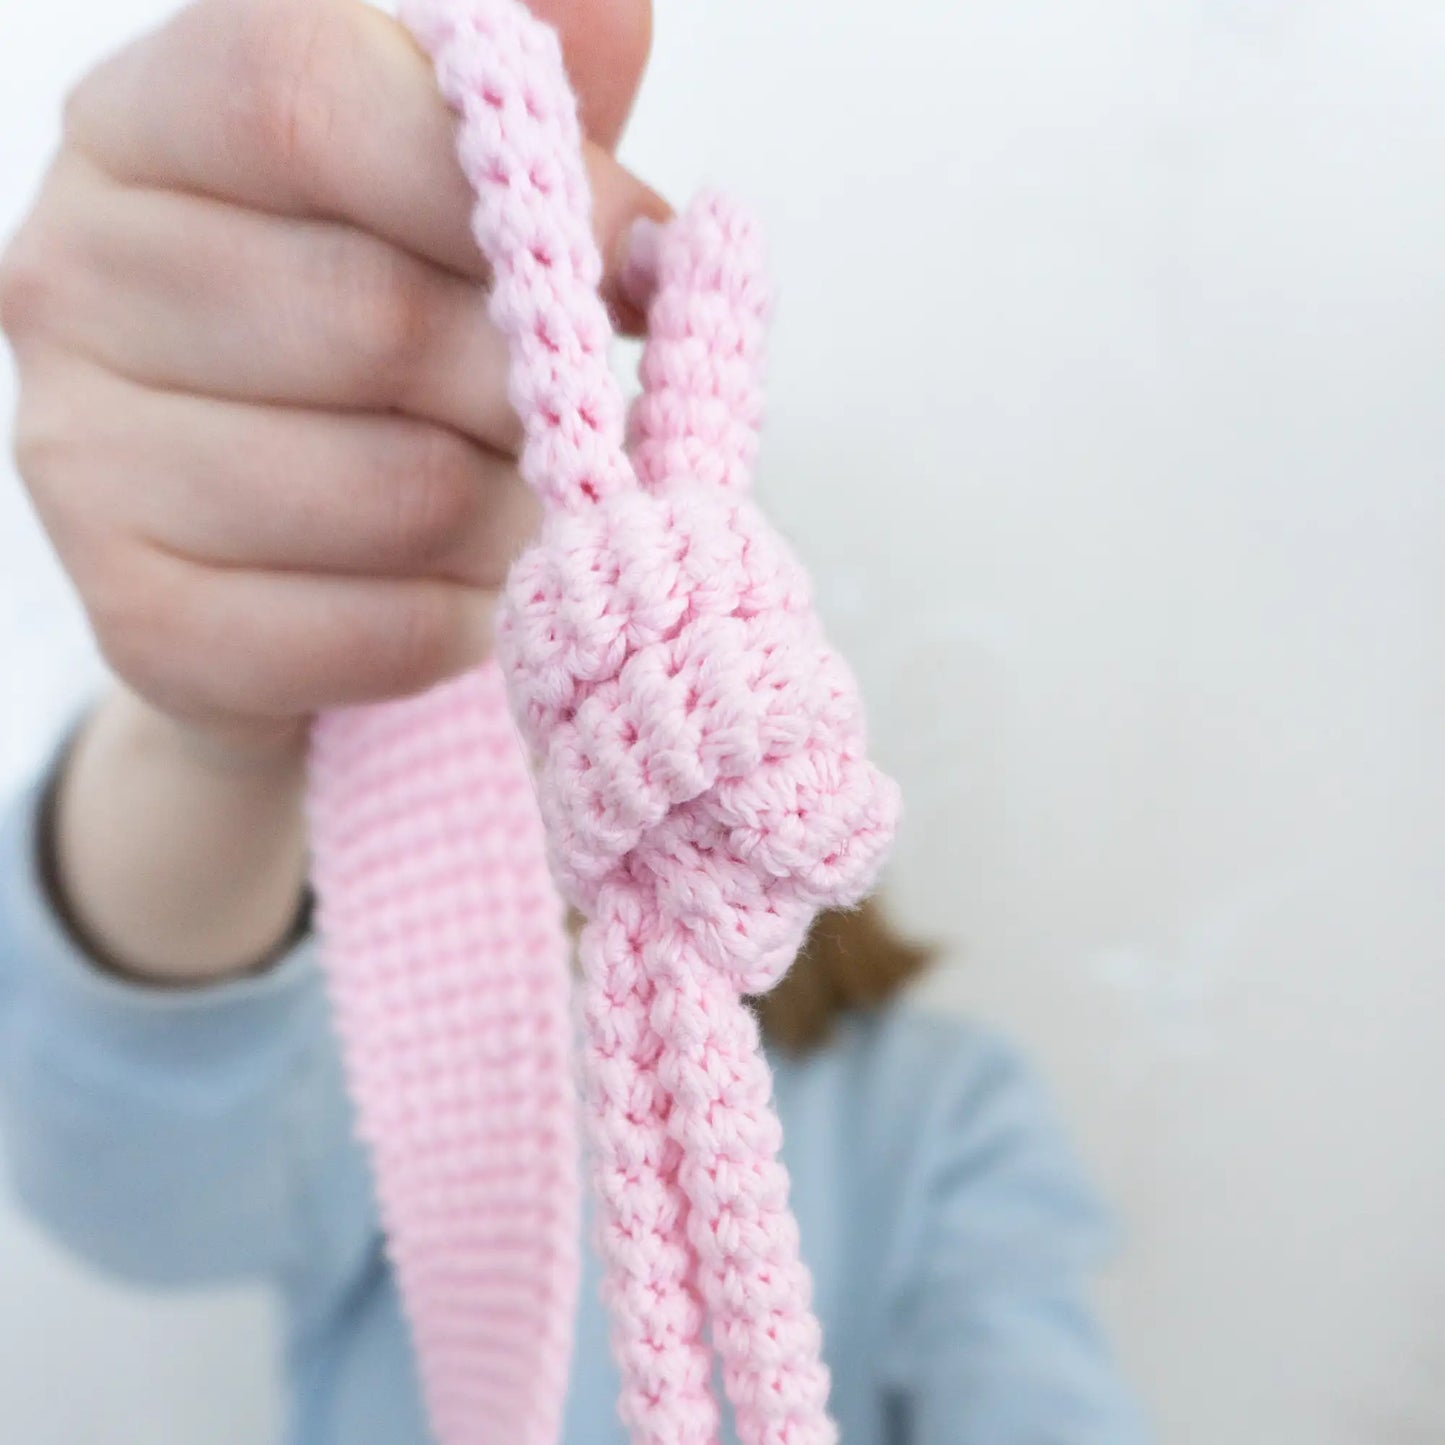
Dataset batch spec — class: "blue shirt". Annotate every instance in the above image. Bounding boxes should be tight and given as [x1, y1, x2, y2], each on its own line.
[0, 755, 1147, 1443]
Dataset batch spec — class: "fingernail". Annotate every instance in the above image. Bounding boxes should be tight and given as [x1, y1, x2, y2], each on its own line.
[617, 215, 664, 313]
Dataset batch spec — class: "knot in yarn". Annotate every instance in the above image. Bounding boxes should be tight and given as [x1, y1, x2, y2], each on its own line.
[313, 4, 902, 1442]
[496, 477, 900, 993]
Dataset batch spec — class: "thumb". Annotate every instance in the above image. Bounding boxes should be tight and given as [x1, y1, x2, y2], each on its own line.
[524, 0, 653, 152]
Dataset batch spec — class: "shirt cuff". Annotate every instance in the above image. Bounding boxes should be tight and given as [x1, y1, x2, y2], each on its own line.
[0, 730, 323, 1084]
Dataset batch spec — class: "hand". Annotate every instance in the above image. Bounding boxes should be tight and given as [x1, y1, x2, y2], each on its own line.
[0, 0, 665, 768]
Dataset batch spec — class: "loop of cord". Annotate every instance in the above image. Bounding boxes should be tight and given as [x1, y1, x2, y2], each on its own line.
[307, 3, 908, 1443]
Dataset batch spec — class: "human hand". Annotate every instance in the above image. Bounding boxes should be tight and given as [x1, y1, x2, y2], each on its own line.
[0, 0, 665, 766]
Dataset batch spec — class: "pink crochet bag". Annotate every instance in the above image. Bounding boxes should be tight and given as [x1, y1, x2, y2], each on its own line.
[304, 1, 901, 1441]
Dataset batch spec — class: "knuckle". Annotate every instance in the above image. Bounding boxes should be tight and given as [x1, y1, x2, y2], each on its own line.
[345, 247, 437, 397]
[232, 0, 345, 179]
[59, 41, 127, 149]
[10, 393, 77, 501]
[377, 586, 463, 693]
[89, 563, 181, 697]
[58, 73, 96, 148]
[0, 224, 59, 344]
[385, 427, 478, 565]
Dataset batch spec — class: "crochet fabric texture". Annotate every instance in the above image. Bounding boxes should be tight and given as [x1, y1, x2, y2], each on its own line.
[305, 1, 902, 1443]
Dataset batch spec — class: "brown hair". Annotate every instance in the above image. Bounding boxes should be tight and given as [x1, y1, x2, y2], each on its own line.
[567, 894, 937, 1056]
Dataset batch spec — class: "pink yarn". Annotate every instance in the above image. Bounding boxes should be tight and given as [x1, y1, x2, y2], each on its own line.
[307, 666, 578, 1445]
[306, 2, 901, 1443]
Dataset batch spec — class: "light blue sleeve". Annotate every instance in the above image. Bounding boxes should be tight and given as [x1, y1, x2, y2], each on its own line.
[877, 1022, 1151, 1444]
[0, 735, 367, 1298]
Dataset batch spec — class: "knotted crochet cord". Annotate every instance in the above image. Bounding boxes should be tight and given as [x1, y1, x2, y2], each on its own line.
[306, 1, 902, 1442]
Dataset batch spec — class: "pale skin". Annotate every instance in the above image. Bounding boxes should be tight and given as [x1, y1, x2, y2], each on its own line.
[0, 0, 663, 985]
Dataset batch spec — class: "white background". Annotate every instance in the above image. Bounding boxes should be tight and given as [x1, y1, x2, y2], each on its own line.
[3, 1, 1444, 1441]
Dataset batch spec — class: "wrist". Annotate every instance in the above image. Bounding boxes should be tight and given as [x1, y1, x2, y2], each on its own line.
[49, 687, 311, 986]
[119, 689, 308, 786]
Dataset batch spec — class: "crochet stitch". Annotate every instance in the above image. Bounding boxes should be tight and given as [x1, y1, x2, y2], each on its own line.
[305, 1, 902, 1442]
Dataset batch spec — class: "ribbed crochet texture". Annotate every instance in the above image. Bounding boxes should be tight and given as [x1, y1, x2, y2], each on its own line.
[306, 1, 902, 1442]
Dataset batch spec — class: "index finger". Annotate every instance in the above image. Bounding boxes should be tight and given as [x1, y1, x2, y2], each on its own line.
[63, 0, 669, 323]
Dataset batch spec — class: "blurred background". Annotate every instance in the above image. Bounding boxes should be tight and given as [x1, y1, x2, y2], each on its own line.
[2, 1, 1443, 1441]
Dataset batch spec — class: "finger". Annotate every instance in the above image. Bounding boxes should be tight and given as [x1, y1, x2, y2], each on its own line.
[98, 546, 497, 721]
[52, 360, 539, 587]
[46, 164, 526, 454]
[65, 0, 670, 325]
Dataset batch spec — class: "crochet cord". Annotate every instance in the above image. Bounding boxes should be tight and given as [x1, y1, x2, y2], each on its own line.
[628, 197, 770, 498]
[656, 951, 832, 1443]
[579, 887, 719, 1445]
[401, 1, 727, 1433]
[403, 0, 633, 517]
[619, 196, 836, 1444]
[309, 1, 904, 1442]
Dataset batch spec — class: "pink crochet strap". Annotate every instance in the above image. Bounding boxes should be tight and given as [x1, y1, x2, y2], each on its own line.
[307, 1, 903, 1442]
[307, 666, 578, 1445]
